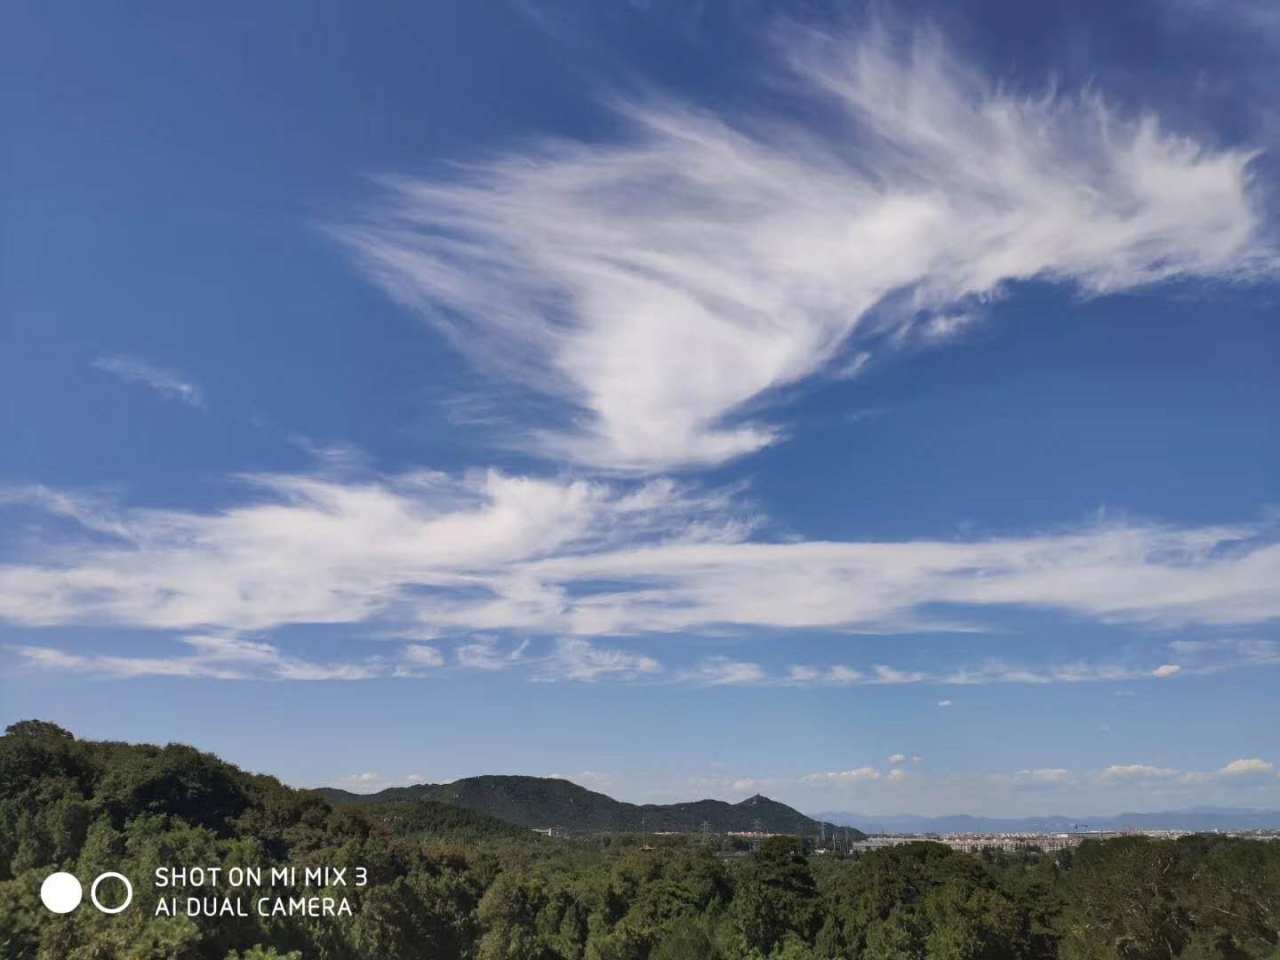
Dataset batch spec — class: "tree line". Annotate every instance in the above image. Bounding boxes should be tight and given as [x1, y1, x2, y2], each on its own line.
[2, 720, 1277, 959]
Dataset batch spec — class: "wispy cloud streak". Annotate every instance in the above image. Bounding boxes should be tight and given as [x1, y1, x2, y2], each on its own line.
[341, 24, 1268, 470]
[0, 473, 1277, 639]
[10, 635, 380, 681]
[93, 355, 204, 408]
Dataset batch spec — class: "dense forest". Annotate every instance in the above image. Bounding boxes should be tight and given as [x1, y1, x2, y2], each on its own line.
[2, 720, 1278, 960]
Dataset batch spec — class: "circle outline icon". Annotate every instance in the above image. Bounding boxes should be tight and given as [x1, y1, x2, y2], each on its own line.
[90, 872, 133, 914]
[40, 872, 83, 914]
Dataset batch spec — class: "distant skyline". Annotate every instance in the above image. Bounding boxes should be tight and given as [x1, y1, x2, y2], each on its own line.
[2, 0, 1277, 817]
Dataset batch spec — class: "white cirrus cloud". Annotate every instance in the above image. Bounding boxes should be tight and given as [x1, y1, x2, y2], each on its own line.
[735, 655, 1206, 689]
[872, 664, 927, 684]
[943, 660, 1157, 686]
[1235, 640, 1280, 664]
[803, 767, 882, 784]
[937, 700, 953, 708]
[1015, 768, 1072, 784]
[340, 23, 1268, 471]
[93, 355, 204, 408]
[10, 630, 1225, 690]
[1167, 639, 1280, 674]
[888, 753, 907, 766]
[536, 637, 662, 682]
[394, 643, 445, 676]
[680, 656, 767, 687]
[827, 665, 866, 684]
[1100, 763, 1182, 782]
[521, 521, 1280, 636]
[787, 665, 866, 685]
[0, 471, 742, 633]
[455, 636, 530, 671]
[1, 473, 1278, 647]
[402, 643, 444, 666]
[9, 635, 382, 682]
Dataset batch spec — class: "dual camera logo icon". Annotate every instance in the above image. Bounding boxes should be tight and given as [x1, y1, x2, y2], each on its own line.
[40, 871, 133, 915]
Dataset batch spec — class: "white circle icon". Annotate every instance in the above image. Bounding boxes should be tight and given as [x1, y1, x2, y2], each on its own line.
[40, 872, 83, 914]
[90, 872, 133, 914]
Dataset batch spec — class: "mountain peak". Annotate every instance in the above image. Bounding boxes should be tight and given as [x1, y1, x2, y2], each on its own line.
[321, 776, 860, 839]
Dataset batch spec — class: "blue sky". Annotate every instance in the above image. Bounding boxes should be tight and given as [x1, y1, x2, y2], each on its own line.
[2, 0, 1278, 817]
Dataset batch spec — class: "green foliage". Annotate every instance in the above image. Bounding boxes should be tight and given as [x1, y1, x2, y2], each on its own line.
[369, 799, 536, 843]
[2, 722, 1278, 959]
[5, 720, 76, 740]
[649, 917, 721, 960]
[1058, 836, 1280, 960]
[731, 837, 819, 956]
[95, 744, 252, 833]
[225, 947, 303, 960]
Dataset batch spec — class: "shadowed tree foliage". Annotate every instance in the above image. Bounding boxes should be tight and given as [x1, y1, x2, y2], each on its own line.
[2, 722, 1278, 960]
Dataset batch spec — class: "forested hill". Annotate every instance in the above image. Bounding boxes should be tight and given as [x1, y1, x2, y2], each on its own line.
[317, 775, 863, 838]
[6, 720, 1280, 960]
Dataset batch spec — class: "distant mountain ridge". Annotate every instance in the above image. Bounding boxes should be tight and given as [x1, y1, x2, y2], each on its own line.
[317, 774, 864, 839]
[817, 807, 1280, 834]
